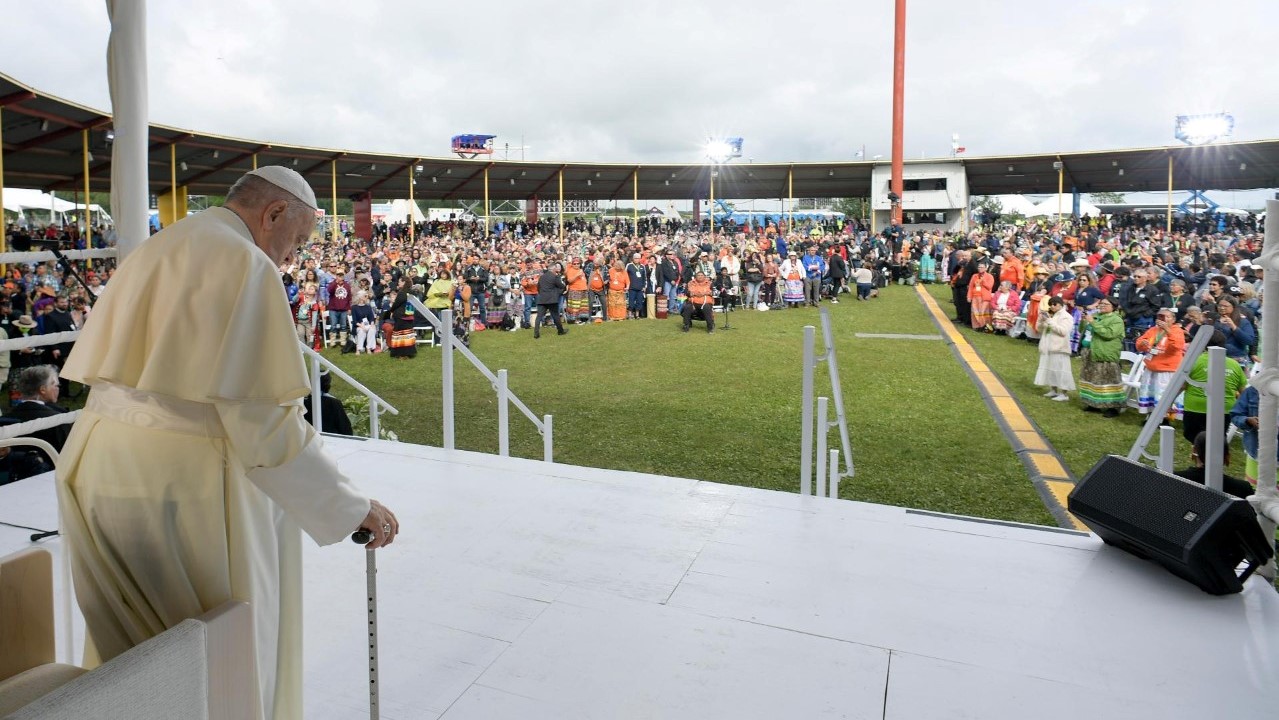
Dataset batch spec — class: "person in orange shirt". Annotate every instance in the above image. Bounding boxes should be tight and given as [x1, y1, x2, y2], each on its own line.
[606, 259, 629, 321]
[564, 257, 589, 323]
[967, 258, 996, 330]
[681, 270, 715, 333]
[998, 247, 1025, 290]
[520, 260, 542, 328]
[1135, 309, 1187, 414]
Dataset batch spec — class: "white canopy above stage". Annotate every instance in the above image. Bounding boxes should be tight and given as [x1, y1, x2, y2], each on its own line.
[4, 438, 1277, 718]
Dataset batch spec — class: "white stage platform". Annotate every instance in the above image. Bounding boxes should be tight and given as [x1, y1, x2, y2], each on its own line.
[3, 436, 1277, 719]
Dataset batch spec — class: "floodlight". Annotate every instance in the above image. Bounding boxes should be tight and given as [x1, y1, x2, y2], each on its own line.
[704, 137, 743, 163]
[1175, 113, 1234, 145]
[705, 140, 734, 163]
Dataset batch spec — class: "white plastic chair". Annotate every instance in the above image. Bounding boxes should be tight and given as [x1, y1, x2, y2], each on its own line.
[1119, 350, 1145, 408]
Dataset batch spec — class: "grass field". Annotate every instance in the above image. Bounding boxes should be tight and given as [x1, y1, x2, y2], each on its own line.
[321, 286, 1059, 526]
[920, 284, 1187, 477]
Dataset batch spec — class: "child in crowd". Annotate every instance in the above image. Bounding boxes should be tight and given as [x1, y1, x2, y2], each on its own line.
[1035, 296, 1076, 401]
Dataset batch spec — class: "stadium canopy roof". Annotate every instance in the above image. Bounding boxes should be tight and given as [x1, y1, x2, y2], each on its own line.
[4, 72, 1279, 204]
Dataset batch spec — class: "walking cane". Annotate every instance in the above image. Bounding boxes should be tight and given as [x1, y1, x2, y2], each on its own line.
[351, 529, 379, 720]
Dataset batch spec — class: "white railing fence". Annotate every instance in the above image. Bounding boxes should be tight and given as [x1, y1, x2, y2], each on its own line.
[1250, 198, 1279, 583]
[406, 295, 554, 462]
[800, 307, 854, 497]
[299, 343, 398, 439]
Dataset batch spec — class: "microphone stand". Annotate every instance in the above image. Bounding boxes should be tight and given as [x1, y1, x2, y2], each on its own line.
[50, 247, 98, 309]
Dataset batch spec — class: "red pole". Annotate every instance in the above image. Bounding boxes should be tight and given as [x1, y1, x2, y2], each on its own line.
[890, 0, 906, 227]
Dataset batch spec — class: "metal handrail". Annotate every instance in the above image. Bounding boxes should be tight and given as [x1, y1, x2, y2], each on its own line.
[405, 295, 553, 461]
[299, 343, 398, 439]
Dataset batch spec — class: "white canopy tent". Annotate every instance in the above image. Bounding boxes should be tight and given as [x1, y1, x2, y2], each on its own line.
[1026, 196, 1101, 218]
[978, 194, 1038, 217]
[2, 188, 113, 225]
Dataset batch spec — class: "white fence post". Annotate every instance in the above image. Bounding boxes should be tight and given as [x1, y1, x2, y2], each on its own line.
[816, 396, 829, 499]
[309, 355, 323, 433]
[497, 369, 510, 457]
[801, 326, 815, 496]
[1157, 425, 1175, 474]
[441, 309, 455, 450]
[1204, 347, 1225, 491]
[369, 401, 380, 440]
[829, 449, 840, 499]
[543, 414, 554, 463]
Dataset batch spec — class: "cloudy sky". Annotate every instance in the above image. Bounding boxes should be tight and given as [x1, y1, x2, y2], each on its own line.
[4, 0, 1278, 169]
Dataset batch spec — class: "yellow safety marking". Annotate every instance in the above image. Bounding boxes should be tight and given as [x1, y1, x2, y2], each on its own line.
[1044, 481, 1088, 531]
[1014, 431, 1048, 451]
[992, 397, 1033, 431]
[975, 372, 1008, 396]
[1027, 452, 1070, 480]
[915, 285, 1080, 531]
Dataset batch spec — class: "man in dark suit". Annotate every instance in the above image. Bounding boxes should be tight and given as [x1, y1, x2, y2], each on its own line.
[302, 371, 354, 436]
[533, 262, 567, 339]
[40, 294, 77, 397]
[3, 365, 72, 466]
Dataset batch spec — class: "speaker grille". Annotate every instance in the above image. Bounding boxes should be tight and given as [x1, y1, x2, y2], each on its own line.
[1071, 457, 1230, 556]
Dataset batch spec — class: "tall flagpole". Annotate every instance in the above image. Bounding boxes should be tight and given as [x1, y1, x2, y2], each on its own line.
[890, 0, 906, 227]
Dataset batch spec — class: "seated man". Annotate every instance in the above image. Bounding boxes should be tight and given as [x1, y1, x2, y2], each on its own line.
[1176, 430, 1254, 499]
[303, 370, 355, 436]
[681, 270, 715, 334]
[4, 364, 72, 466]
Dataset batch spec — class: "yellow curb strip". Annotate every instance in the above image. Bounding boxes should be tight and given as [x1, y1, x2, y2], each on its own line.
[1027, 452, 1070, 480]
[1044, 481, 1088, 531]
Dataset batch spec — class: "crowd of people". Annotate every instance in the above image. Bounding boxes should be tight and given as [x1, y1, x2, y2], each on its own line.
[3, 206, 1273, 489]
[938, 213, 1272, 492]
[278, 216, 868, 354]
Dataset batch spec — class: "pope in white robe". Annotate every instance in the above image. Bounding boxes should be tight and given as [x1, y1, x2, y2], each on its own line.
[55, 167, 399, 720]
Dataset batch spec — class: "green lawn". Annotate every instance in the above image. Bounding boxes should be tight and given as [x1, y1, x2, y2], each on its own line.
[921, 284, 1185, 477]
[321, 288, 1058, 526]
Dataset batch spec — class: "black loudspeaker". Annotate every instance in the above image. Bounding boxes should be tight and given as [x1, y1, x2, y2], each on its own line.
[1069, 455, 1273, 595]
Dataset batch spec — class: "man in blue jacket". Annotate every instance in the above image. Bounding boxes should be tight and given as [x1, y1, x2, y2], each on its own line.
[801, 245, 827, 307]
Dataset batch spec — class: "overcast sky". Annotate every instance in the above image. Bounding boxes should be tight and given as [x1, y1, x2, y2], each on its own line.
[4, 0, 1278, 172]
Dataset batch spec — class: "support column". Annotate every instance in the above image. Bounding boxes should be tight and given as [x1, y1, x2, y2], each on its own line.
[787, 167, 794, 233]
[83, 129, 92, 241]
[330, 160, 337, 243]
[1056, 161, 1064, 225]
[105, 0, 149, 259]
[890, 0, 906, 227]
[709, 167, 715, 237]
[483, 165, 490, 237]
[632, 169, 638, 235]
[169, 143, 177, 227]
[252, 153, 258, 170]
[408, 161, 416, 242]
[558, 169, 564, 245]
[1166, 154, 1174, 237]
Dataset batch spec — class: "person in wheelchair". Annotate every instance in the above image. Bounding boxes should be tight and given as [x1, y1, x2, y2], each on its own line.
[682, 270, 716, 334]
[714, 266, 739, 310]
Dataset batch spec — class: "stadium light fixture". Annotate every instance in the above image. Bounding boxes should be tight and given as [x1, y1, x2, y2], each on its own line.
[704, 137, 743, 164]
[1175, 113, 1234, 146]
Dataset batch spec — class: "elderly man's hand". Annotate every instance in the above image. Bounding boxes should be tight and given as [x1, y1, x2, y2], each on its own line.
[358, 499, 400, 549]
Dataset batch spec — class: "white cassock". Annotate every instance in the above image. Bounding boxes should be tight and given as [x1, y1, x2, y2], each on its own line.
[55, 207, 371, 720]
